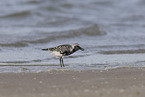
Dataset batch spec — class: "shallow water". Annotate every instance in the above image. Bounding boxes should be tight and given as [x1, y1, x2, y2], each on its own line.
[0, 0, 145, 73]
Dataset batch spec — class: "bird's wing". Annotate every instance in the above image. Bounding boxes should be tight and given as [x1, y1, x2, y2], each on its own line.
[59, 45, 72, 54]
[47, 44, 72, 54]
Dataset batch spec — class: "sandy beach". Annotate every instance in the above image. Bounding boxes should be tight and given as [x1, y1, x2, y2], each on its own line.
[0, 67, 145, 97]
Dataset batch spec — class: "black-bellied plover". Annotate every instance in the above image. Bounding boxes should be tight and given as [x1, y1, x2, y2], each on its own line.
[42, 43, 84, 67]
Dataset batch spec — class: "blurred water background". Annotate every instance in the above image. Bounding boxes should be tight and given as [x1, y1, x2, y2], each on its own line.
[1, 0, 145, 72]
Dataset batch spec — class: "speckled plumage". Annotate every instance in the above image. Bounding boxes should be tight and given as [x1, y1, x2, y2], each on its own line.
[42, 43, 84, 67]
[49, 45, 73, 55]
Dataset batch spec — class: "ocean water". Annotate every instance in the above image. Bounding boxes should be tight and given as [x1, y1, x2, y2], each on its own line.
[0, 0, 145, 72]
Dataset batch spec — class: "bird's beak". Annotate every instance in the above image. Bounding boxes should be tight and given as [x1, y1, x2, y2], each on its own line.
[79, 46, 84, 51]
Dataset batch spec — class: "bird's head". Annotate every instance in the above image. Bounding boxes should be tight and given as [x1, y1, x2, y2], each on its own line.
[72, 43, 84, 51]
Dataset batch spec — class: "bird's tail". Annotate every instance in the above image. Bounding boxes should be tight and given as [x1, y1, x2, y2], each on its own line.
[42, 48, 49, 51]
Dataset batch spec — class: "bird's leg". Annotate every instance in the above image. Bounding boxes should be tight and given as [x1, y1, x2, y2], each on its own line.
[62, 58, 65, 67]
[60, 57, 62, 67]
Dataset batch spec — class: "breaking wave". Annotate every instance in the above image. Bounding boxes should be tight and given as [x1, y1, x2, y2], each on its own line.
[0, 11, 31, 18]
[100, 49, 145, 55]
[0, 25, 106, 47]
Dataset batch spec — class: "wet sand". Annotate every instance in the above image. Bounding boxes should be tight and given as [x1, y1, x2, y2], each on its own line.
[0, 67, 145, 97]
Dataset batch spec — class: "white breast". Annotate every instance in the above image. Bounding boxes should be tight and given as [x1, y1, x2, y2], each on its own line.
[51, 51, 62, 57]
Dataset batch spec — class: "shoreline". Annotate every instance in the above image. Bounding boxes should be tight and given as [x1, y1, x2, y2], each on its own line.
[1, 67, 145, 97]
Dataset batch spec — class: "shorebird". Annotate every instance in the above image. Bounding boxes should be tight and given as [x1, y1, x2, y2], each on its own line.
[42, 43, 84, 67]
